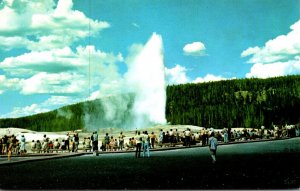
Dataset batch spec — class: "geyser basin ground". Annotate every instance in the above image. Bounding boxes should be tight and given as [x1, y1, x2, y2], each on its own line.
[0, 137, 299, 189]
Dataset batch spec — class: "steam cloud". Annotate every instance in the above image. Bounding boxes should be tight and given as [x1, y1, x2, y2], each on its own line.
[84, 33, 167, 130]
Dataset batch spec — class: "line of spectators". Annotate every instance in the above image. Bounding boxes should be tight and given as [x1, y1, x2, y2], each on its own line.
[95, 125, 300, 152]
[1, 124, 299, 155]
[30, 133, 80, 153]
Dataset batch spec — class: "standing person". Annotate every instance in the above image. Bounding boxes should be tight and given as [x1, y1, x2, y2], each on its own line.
[223, 129, 229, 143]
[20, 135, 26, 156]
[158, 129, 163, 146]
[2, 135, 8, 154]
[208, 132, 218, 164]
[42, 134, 49, 153]
[228, 127, 232, 142]
[175, 129, 179, 143]
[7, 143, 13, 161]
[169, 129, 174, 145]
[134, 131, 142, 158]
[165, 131, 170, 144]
[142, 131, 150, 157]
[118, 132, 125, 150]
[65, 133, 70, 151]
[70, 135, 74, 152]
[36, 140, 42, 153]
[74, 133, 79, 152]
[149, 132, 156, 149]
[92, 131, 98, 152]
[185, 128, 191, 147]
[104, 133, 110, 151]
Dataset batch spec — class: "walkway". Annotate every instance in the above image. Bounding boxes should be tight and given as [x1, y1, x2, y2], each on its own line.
[0, 137, 292, 165]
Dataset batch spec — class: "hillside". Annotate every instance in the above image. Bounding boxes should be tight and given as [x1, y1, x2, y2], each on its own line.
[166, 75, 300, 128]
[0, 75, 299, 131]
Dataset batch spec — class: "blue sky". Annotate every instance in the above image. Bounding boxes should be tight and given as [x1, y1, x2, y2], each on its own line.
[0, 0, 300, 118]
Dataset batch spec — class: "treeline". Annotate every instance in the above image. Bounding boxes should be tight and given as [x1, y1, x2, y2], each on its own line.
[0, 102, 84, 132]
[166, 75, 300, 129]
[0, 95, 135, 132]
[0, 75, 299, 131]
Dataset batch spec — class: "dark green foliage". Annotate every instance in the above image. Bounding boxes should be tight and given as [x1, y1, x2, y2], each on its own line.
[0, 102, 85, 132]
[0, 75, 299, 131]
[0, 94, 135, 132]
[166, 75, 300, 129]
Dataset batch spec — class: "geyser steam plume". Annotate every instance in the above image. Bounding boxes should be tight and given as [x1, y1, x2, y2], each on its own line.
[125, 33, 167, 128]
[84, 33, 166, 130]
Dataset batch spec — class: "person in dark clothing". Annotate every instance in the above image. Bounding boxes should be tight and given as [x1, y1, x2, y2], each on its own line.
[74, 133, 79, 152]
[65, 134, 70, 151]
[228, 127, 231, 142]
[104, 133, 110, 151]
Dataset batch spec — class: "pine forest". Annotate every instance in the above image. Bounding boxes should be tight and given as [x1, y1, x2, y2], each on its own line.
[0, 75, 299, 132]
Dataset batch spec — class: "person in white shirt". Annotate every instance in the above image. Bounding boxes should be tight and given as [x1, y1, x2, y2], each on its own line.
[53, 139, 60, 149]
[31, 140, 36, 152]
[134, 131, 143, 158]
[142, 131, 150, 157]
[169, 129, 174, 144]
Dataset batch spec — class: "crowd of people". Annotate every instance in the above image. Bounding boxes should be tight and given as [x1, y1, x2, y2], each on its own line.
[85, 124, 300, 159]
[1, 124, 299, 158]
[0, 134, 25, 160]
[0, 132, 81, 156]
[29, 133, 80, 153]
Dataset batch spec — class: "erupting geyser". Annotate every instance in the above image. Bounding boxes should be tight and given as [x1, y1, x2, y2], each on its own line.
[125, 33, 167, 128]
[84, 33, 167, 130]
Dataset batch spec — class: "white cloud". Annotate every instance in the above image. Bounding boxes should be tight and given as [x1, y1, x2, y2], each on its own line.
[1, 104, 49, 118]
[0, 75, 20, 94]
[165, 65, 229, 85]
[193, 74, 226, 83]
[242, 19, 300, 78]
[165, 64, 190, 85]
[0, 0, 110, 51]
[43, 96, 79, 106]
[0, 46, 120, 76]
[246, 56, 300, 78]
[0, 36, 32, 51]
[0, 95, 83, 118]
[0, 47, 78, 76]
[241, 46, 260, 57]
[0, 45, 124, 95]
[183, 41, 206, 56]
[0, 0, 118, 96]
[243, 20, 300, 64]
[20, 72, 87, 95]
